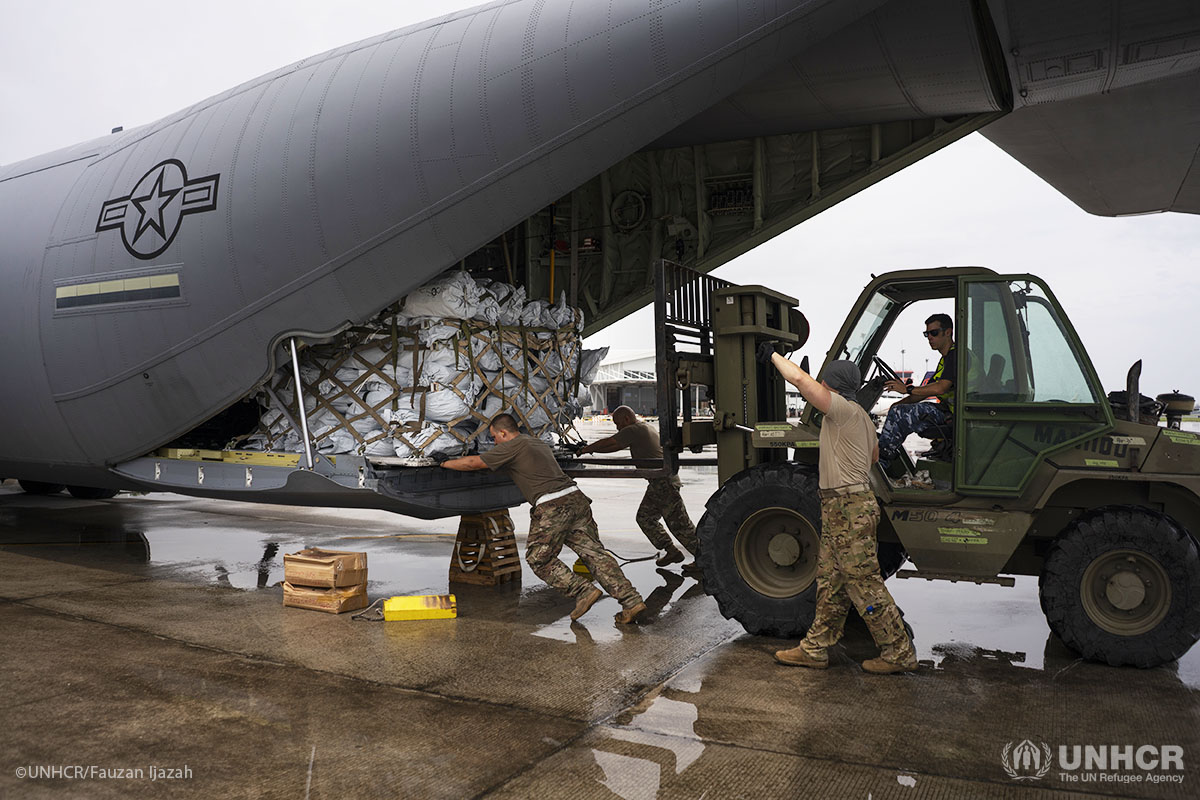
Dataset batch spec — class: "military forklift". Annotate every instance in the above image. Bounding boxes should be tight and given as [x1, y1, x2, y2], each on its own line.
[650, 261, 1200, 668]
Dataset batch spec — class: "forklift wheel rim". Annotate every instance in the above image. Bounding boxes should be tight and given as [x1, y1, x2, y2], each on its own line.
[733, 506, 818, 599]
[1079, 549, 1171, 636]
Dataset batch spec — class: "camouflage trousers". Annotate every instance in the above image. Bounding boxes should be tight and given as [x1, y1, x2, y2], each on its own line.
[636, 477, 699, 555]
[878, 402, 950, 469]
[799, 491, 916, 665]
[527, 491, 644, 610]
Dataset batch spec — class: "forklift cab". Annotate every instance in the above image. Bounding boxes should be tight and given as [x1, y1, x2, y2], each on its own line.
[810, 267, 1114, 499]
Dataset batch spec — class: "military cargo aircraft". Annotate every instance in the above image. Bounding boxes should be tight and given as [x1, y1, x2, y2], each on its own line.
[2, 0, 1198, 516]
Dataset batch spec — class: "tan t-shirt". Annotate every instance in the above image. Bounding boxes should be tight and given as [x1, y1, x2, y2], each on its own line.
[612, 421, 662, 459]
[818, 393, 878, 490]
[480, 434, 575, 505]
[611, 421, 681, 486]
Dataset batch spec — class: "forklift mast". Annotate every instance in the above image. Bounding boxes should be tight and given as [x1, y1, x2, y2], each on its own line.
[654, 260, 807, 485]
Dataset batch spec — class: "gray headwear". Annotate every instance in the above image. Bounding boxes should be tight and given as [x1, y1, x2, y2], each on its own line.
[824, 360, 861, 400]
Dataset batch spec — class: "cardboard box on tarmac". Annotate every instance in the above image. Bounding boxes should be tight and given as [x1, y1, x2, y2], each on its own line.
[282, 582, 369, 614]
[283, 548, 367, 588]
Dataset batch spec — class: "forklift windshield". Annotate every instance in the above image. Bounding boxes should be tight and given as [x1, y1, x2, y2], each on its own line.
[841, 292, 896, 365]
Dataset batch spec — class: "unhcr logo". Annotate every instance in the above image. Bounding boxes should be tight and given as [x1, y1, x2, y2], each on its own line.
[1058, 744, 1185, 786]
[1001, 740, 1051, 780]
[1001, 740, 1186, 785]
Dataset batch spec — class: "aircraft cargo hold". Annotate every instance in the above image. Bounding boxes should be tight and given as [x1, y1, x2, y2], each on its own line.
[240, 270, 608, 461]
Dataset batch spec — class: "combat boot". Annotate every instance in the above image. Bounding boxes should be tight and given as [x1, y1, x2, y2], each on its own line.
[614, 602, 647, 624]
[656, 548, 684, 567]
[570, 587, 604, 620]
[774, 645, 828, 669]
[861, 657, 918, 674]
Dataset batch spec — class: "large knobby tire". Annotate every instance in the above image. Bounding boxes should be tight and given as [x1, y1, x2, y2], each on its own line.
[18, 480, 66, 495]
[67, 486, 121, 500]
[697, 463, 902, 638]
[1040, 506, 1200, 668]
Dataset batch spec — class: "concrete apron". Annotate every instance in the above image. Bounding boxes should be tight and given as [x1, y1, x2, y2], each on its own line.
[0, 475, 1197, 799]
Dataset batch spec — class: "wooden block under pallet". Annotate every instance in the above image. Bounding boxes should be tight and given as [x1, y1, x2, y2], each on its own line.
[449, 509, 522, 586]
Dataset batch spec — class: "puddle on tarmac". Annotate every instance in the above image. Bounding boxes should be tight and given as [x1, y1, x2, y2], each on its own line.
[532, 613, 625, 644]
[886, 572, 1200, 689]
[124, 527, 451, 594]
[592, 686, 707, 799]
[530, 565, 696, 644]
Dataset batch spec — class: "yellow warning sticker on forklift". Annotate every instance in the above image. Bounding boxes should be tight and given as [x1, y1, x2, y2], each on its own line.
[1084, 458, 1119, 467]
[792, 441, 819, 448]
[1163, 430, 1200, 446]
[938, 527, 988, 545]
[1111, 436, 1146, 446]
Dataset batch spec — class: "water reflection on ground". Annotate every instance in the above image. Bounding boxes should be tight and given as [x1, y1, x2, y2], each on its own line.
[2, 479, 1198, 691]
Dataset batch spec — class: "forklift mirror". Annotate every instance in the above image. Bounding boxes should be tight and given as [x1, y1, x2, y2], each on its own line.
[789, 308, 810, 348]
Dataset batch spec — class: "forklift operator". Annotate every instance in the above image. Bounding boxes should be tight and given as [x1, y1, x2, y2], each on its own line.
[878, 313, 957, 472]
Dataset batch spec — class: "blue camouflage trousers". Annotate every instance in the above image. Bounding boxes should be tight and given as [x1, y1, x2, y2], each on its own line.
[878, 401, 950, 468]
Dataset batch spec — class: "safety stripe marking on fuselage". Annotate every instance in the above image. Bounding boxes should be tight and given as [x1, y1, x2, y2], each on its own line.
[55, 273, 180, 309]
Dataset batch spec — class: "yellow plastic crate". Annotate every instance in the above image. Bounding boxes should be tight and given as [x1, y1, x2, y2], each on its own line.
[383, 594, 457, 621]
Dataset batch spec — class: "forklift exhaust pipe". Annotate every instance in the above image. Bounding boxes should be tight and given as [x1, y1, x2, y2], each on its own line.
[1126, 360, 1142, 425]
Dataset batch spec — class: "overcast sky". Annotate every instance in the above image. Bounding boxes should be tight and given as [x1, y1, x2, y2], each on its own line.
[3, 0, 1197, 400]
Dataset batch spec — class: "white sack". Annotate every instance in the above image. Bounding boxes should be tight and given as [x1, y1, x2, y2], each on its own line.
[545, 292, 574, 328]
[494, 284, 527, 325]
[579, 347, 609, 384]
[363, 435, 396, 457]
[417, 323, 462, 347]
[399, 271, 481, 321]
[348, 388, 395, 417]
[473, 295, 501, 325]
[391, 384, 476, 424]
[393, 424, 460, 458]
[521, 299, 549, 328]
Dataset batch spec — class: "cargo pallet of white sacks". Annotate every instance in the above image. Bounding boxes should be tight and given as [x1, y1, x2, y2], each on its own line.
[237, 272, 607, 463]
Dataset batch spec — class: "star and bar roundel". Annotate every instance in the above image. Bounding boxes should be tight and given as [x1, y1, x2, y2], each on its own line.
[95, 159, 220, 260]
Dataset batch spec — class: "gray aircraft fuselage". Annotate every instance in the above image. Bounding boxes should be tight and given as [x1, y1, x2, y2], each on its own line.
[2, 0, 1197, 516]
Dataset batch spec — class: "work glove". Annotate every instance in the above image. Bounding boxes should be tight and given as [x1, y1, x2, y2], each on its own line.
[755, 340, 782, 365]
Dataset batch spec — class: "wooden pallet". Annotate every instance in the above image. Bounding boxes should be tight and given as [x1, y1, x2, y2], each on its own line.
[448, 509, 522, 586]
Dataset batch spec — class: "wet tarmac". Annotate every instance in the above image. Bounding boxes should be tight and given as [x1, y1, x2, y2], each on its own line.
[1, 471, 1197, 799]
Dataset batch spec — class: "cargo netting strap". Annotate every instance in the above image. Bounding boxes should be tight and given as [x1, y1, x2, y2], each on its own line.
[253, 312, 587, 459]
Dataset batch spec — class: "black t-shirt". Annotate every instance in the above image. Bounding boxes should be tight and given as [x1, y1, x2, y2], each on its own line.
[938, 347, 957, 386]
[933, 347, 960, 413]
